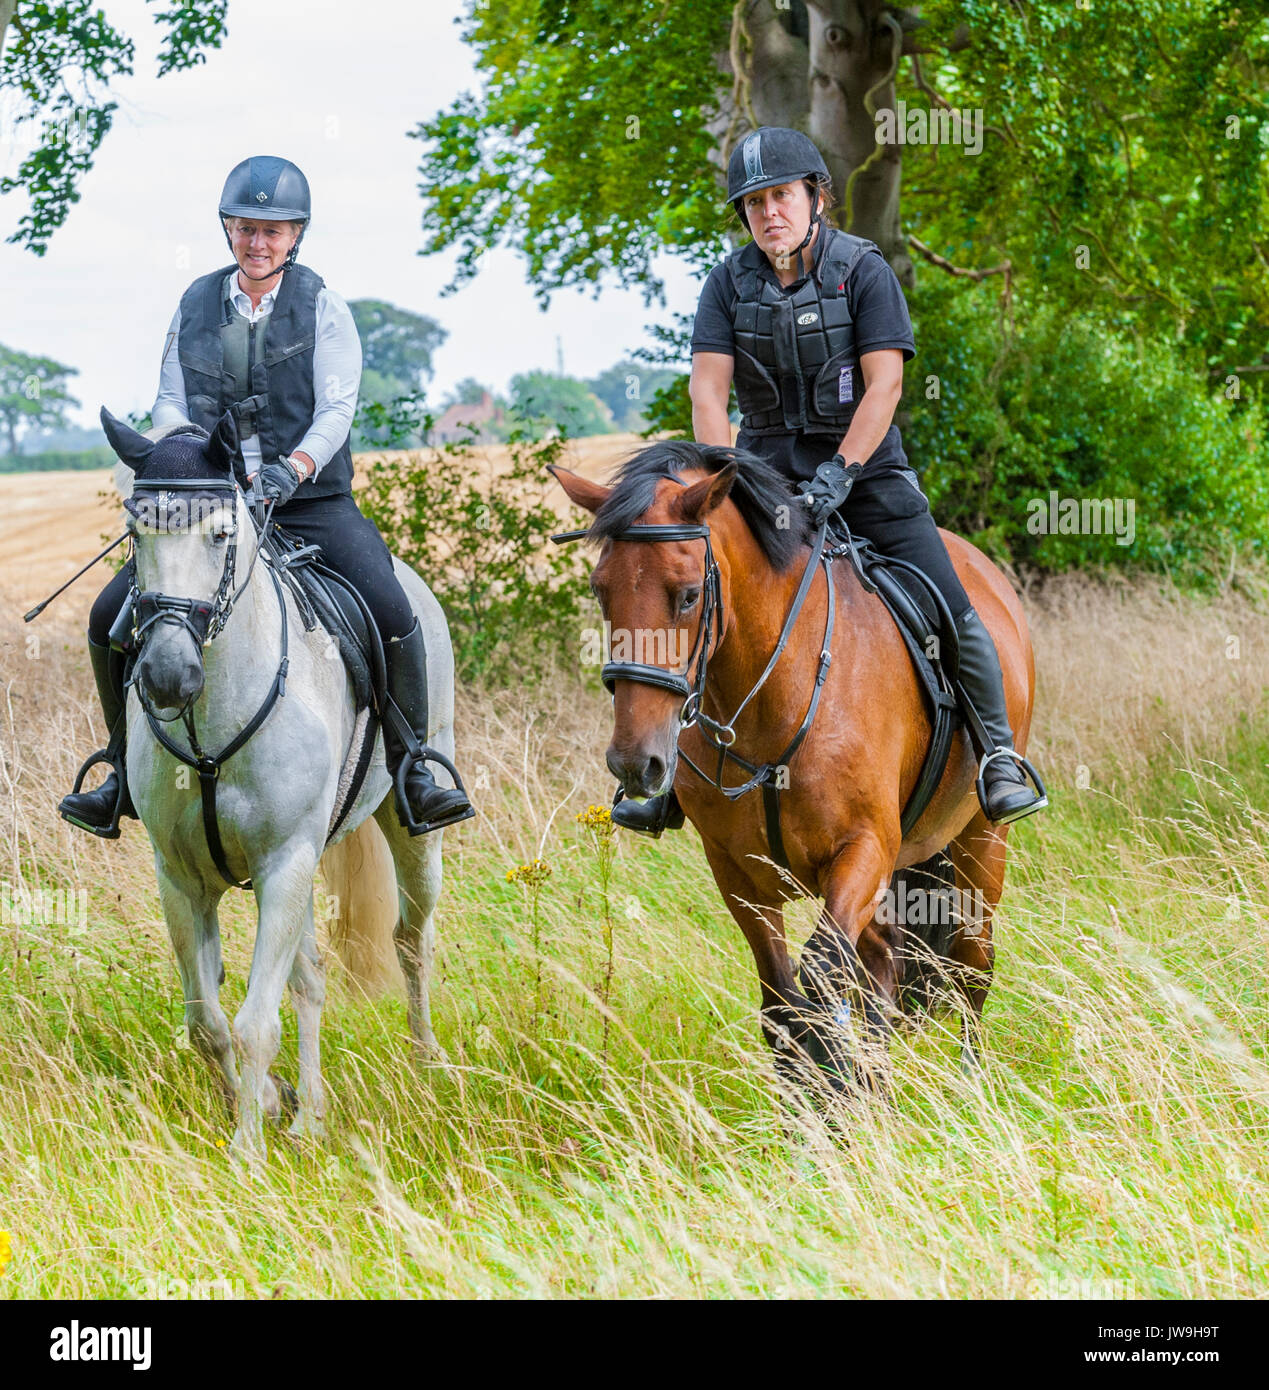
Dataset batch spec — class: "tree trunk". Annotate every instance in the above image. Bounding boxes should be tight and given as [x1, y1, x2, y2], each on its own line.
[720, 0, 915, 287]
[805, 0, 913, 286]
[0, 1, 16, 63]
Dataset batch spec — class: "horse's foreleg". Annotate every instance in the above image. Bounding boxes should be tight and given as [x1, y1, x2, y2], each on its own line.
[803, 831, 901, 1094]
[698, 844, 803, 1071]
[156, 866, 238, 1107]
[231, 843, 318, 1162]
[287, 895, 326, 1139]
[374, 798, 446, 1063]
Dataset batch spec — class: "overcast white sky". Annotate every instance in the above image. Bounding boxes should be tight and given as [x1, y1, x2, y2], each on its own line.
[0, 0, 700, 430]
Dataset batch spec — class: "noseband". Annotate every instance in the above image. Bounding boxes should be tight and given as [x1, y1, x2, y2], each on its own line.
[553, 522, 725, 721]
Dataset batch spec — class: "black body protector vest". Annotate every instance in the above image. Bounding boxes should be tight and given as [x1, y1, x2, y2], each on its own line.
[175, 262, 355, 499]
[727, 227, 884, 437]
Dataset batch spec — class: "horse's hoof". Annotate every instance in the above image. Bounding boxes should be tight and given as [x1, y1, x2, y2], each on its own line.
[228, 1132, 267, 1172]
[411, 1037, 450, 1067]
[288, 1112, 327, 1143]
[271, 1075, 299, 1123]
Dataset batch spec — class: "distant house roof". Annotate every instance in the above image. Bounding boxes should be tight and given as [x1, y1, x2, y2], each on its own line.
[433, 391, 505, 444]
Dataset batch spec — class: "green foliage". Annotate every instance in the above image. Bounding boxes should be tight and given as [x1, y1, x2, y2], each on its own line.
[352, 369, 424, 450]
[586, 359, 683, 432]
[906, 277, 1269, 578]
[508, 371, 613, 439]
[910, 0, 1269, 378]
[347, 299, 447, 390]
[0, 445, 112, 471]
[443, 377, 498, 409]
[0, 0, 228, 253]
[357, 407, 591, 685]
[0, 342, 79, 454]
[410, 0, 734, 303]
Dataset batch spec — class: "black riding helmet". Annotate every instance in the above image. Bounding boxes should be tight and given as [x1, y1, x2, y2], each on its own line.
[726, 127, 831, 254]
[218, 155, 311, 280]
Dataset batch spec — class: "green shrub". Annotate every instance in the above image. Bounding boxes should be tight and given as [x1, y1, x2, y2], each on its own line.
[359, 424, 592, 687]
[906, 278, 1268, 579]
[0, 447, 115, 472]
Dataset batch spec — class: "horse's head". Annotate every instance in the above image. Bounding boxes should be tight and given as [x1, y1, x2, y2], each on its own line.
[553, 439, 815, 802]
[103, 407, 249, 714]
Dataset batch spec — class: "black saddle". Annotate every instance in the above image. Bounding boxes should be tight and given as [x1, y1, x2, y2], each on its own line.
[830, 524, 964, 836]
[262, 525, 388, 843]
[264, 525, 386, 714]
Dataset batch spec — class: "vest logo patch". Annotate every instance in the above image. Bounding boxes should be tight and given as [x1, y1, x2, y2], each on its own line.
[839, 366, 854, 403]
[797, 312, 819, 325]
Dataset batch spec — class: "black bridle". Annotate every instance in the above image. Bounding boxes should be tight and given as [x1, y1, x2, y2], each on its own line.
[126, 477, 288, 888]
[554, 510, 836, 863]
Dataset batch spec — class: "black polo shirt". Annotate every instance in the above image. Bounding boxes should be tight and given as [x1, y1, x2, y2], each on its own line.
[690, 227, 916, 483]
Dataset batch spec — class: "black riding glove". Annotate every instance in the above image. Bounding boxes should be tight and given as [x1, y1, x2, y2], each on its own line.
[257, 457, 304, 507]
[798, 455, 862, 526]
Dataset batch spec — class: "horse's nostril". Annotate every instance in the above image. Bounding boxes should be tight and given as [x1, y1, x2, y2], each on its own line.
[646, 755, 665, 789]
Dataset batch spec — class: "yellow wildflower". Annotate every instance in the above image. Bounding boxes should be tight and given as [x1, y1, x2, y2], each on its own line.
[507, 859, 553, 888]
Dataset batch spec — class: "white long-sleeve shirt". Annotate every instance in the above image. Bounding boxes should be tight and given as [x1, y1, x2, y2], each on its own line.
[153, 269, 362, 477]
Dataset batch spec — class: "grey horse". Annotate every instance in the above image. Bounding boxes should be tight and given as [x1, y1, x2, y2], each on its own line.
[104, 412, 458, 1162]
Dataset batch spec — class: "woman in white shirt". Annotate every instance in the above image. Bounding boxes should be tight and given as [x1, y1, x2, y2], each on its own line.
[59, 156, 472, 839]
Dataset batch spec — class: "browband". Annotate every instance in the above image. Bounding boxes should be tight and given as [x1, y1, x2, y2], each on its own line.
[552, 523, 711, 545]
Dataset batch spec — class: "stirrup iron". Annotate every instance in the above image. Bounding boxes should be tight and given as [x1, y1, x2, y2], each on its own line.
[975, 747, 1048, 825]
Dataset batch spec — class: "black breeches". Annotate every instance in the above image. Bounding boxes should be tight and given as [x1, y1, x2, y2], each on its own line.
[87, 494, 416, 644]
[271, 495, 415, 638]
[838, 468, 972, 620]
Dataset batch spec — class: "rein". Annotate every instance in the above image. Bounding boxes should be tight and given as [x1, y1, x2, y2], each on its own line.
[127, 479, 288, 889]
[554, 507, 835, 867]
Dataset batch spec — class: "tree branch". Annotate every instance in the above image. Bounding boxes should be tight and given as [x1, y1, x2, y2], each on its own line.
[907, 233, 1010, 282]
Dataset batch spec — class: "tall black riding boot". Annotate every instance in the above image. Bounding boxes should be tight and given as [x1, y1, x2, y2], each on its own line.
[59, 638, 136, 838]
[953, 608, 1047, 825]
[382, 619, 475, 835]
[610, 786, 685, 837]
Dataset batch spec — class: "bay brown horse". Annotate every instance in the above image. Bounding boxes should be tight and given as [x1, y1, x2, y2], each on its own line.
[550, 441, 1038, 1097]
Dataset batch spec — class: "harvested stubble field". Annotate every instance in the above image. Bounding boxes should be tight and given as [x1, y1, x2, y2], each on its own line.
[0, 453, 1266, 1298]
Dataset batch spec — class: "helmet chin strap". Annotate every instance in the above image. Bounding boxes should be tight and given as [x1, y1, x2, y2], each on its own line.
[794, 180, 824, 265]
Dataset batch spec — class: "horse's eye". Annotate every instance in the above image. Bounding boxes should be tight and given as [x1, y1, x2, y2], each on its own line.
[679, 588, 701, 614]
[211, 530, 231, 545]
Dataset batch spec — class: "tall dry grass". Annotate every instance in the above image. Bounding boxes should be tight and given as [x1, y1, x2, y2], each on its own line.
[0, 567, 1266, 1298]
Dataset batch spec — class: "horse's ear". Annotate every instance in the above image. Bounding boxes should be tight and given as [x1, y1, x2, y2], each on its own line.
[547, 464, 611, 515]
[100, 407, 156, 472]
[206, 409, 239, 476]
[675, 463, 737, 523]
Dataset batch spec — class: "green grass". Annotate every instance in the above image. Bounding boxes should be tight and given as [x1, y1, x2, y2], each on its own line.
[1, 716, 1266, 1300]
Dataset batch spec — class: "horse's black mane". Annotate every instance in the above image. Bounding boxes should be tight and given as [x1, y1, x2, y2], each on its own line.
[589, 439, 811, 571]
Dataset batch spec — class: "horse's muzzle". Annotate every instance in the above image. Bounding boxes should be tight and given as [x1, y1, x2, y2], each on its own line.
[606, 744, 675, 800]
[133, 630, 205, 711]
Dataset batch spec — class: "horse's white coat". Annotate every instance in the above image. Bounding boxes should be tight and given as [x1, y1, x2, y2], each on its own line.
[119, 453, 456, 1161]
